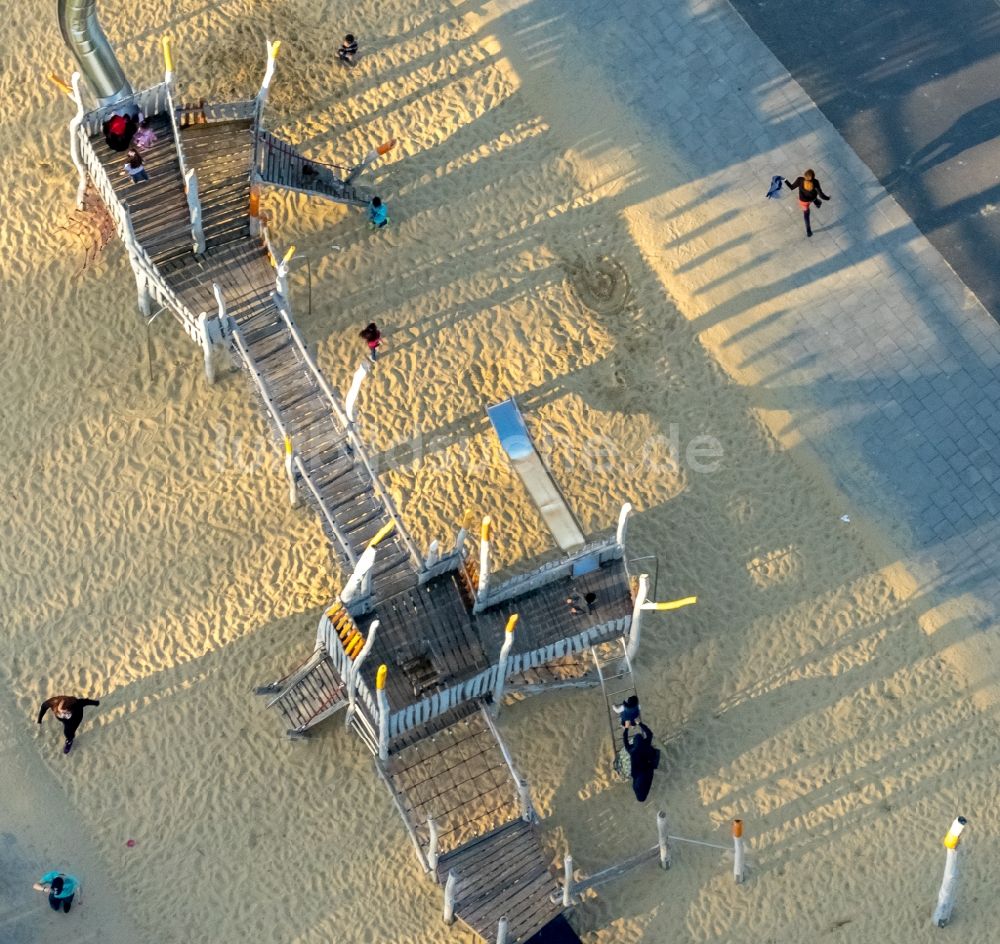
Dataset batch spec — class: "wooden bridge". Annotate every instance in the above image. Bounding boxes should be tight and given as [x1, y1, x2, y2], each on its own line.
[60, 40, 649, 941]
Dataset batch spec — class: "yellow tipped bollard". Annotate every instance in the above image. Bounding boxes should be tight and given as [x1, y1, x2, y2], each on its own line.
[161, 36, 174, 73]
[269, 40, 282, 59]
[284, 436, 293, 455]
[368, 520, 396, 548]
[481, 515, 492, 542]
[944, 817, 966, 849]
[281, 244, 296, 265]
[504, 614, 518, 635]
[376, 664, 387, 690]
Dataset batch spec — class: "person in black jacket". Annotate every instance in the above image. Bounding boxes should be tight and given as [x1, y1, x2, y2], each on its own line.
[623, 721, 660, 802]
[37, 695, 101, 754]
[784, 169, 832, 237]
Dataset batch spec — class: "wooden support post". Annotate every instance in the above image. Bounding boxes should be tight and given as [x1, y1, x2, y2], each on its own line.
[283, 437, 299, 508]
[562, 853, 573, 907]
[626, 574, 650, 663]
[427, 818, 440, 875]
[424, 539, 440, 570]
[477, 515, 492, 605]
[933, 816, 967, 927]
[68, 73, 88, 210]
[256, 39, 281, 118]
[657, 810, 671, 870]
[249, 181, 262, 237]
[732, 819, 746, 884]
[345, 361, 371, 423]
[496, 916, 509, 944]
[443, 870, 457, 925]
[198, 312, 216, 384]
[185, 168, 205, 254]
[491, 614, 518, 716]
[275, 244, 294, 299]
[517, 776, 536, 823]
[616, 501, 633, 547]
[376, 664, 390, 761]
[345, 620, 378, 729]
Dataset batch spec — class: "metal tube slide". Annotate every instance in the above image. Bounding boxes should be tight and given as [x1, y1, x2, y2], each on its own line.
[57, 0, 132, 106]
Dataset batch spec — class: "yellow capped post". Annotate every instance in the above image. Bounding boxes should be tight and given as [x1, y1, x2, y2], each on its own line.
[481, 515, 492, 542]
[269, 40, 282, 59]
[161, 36, 174, 74]
[943, 816, 967, 849]
[376, 664, 387, 690]
[504, 614, 518, 635]
[368, 521, 396, 548]
[282, 245, 296, 265]
[648, 596, 698, 611]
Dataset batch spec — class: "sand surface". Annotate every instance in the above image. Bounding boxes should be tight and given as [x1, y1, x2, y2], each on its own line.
[2, 0, 998, 942]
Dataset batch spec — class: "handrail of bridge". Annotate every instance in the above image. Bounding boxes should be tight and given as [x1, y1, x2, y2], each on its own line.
[292, 453, 360, 567]
[74, 122, 203, 342]
[274, 299, 423, 569]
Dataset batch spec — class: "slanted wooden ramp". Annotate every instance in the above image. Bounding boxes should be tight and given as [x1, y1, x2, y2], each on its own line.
[265, 648, 348, 736]
[256, 130, 371, 206]
[436, 820, 562, 943]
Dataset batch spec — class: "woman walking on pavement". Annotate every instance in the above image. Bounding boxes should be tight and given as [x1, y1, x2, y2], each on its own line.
[37, 695, 100, 754]
[785, 169, 832, 237]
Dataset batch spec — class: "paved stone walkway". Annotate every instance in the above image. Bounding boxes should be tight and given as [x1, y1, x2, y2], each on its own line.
[484, 0, 1000, 646]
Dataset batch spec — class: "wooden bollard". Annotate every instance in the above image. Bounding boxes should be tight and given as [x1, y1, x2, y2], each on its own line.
[933, 816, 967, 927]
[496, 916, 509, 944]
[375, 664, 390, 761]
[657, 810, 671, 870]
[283, 437, 299, 508]
[732, 819, 746, 884]
[562, 853, 573, 907]
[427, 818, 440, 874]
[477, 515, 492, 604]
[198, 312, 216, 385]
[491, 614, 518, 716]
[517, 776, 536, 823]
[626, 574, 649, 662]
[443, 870, 457, 925]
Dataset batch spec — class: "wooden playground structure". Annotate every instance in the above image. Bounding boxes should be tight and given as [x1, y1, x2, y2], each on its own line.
[53, 19, 717, 942]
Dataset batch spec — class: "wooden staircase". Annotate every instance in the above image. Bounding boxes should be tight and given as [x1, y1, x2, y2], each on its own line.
[266, 648, 348, 736]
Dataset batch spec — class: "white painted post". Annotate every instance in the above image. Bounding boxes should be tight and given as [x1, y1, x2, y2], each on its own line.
[185, 168, 206, 254]
[477, 515, 492, 605]
[496, 916, 509, 944]
[283, 437, 299, 508]
[68, 73, 88, 209]
[375, 664, 390, 761]
[275, 244, 294, 299]
[733, 819, 746, 884]
[345, 619, 378, 729]
[453, 527, 468, 557]
[491, 614, 518, 715]
[256, 39, 281, 113]
[562, 853, 573, 907]
[517, 776, 536, 823]
[616, 501, 633, 546]
[197, 312, 216, 384]
[933, 816, 967, 927]
[443, 870, 457, 925]
[424, 539, 440, 570]
[427, 818, 440, 874]
[345, 361, 371, 423]
[626, 574, 650, 663]
[657, 810, 671, 870]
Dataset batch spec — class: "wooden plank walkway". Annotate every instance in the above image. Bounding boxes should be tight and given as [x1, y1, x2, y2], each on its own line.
[436, 820, 562, 944]
[386, 710, 521, 855]
[88, 114, 192, 267]
[256, 130, 372, 207]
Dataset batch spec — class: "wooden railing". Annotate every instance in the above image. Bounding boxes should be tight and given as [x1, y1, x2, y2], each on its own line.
[79, 83, 170, 137]
[75, 124, 203, 342]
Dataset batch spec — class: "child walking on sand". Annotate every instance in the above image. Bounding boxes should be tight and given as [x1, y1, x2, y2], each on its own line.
[359, 322, 383, 362]
[34, 871, 79, 913]
[784, 169, 831, 237]
[37, 695, 100, 754]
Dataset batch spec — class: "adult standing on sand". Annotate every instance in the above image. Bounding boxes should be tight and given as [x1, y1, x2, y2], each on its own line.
[784, 169, 832, 238]
[37, 695, 100, 754]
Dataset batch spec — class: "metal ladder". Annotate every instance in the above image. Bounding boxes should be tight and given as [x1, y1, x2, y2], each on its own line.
[590, 638, 638, 777]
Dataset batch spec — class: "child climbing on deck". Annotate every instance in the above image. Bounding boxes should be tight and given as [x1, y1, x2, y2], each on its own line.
[337, 33, 359, 66]
[132, 116, 158, 150]
[613, 694, 641, 727]
[122, 148, 149, 184]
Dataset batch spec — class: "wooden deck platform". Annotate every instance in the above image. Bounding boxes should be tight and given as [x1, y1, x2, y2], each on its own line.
[436, 820, 563, 944]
